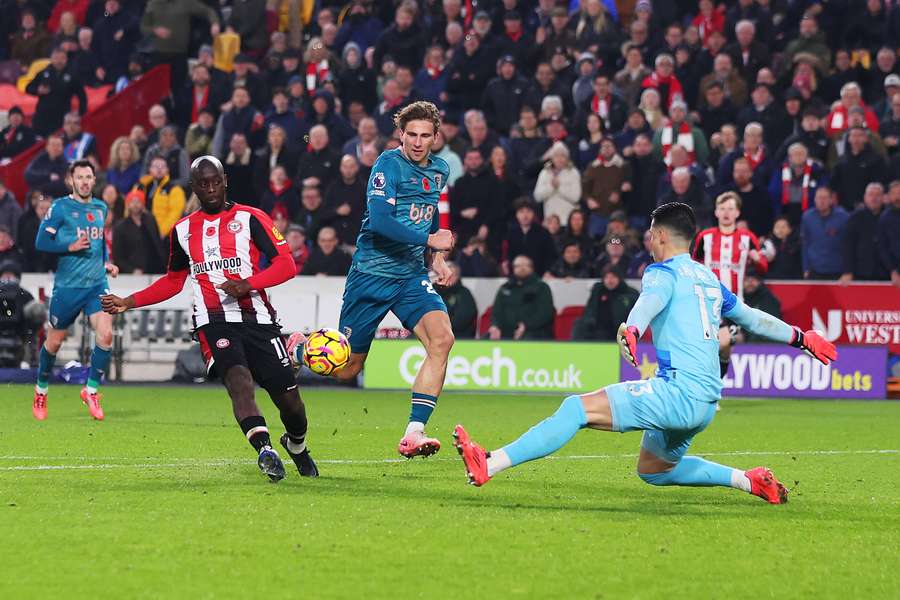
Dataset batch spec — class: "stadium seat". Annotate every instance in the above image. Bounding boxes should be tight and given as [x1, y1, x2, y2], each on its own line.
[477, 306, 493, 338]
[554, 306, 585, 340]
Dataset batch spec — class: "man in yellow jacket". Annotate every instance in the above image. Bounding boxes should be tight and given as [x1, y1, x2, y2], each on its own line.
[135, 156, 186, 239]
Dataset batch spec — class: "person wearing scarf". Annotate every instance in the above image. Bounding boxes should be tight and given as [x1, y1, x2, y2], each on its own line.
[653, 101, 708, 168]
[641, 54, 684, 110]
[768, 142, 827, 226]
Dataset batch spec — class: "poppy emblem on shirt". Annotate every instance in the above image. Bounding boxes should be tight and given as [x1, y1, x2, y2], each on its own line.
[421, 177, 431, 192]
[86, 213, 95, 222]
[227, 220, 242, 234]
[205, 226, 216, 237]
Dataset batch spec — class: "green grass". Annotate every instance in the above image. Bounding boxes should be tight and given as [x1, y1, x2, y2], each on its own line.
[1, 384, 899, 599]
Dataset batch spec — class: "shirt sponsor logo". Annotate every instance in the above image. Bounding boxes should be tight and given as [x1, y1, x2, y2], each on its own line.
[373, 172, 386, 189]
[193, 256, 243, 275]
[227, 220, 243, 233]
[408, 203, 435, 225]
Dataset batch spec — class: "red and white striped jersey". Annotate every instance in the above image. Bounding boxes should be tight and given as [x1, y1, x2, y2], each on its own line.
[169, 203, 289, 327]
[693, 227, 768, 298]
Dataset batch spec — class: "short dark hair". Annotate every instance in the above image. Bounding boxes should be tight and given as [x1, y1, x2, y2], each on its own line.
[68, 159, 95, 176]
[513, 197, 536, 212]
[393, 101, 442, 133]
[651, 202, 696, 241]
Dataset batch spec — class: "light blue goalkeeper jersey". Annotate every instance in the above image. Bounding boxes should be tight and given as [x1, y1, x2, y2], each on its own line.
[35, 196, 109, 289]
[626, 252, 794, 403]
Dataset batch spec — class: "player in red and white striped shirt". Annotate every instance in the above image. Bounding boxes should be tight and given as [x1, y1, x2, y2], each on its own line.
[693, 191, 769, 377]
[101, 156, 317, 482]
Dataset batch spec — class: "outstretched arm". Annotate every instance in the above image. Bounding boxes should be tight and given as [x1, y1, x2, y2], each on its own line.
[102, 233, 190, 312]
[619, 264, 675, 366]
[720, 283, 837, 364]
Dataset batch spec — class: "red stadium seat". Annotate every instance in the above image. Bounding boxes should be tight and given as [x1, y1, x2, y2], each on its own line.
[477, 306, 493, 338]
[554, 305, 584, 340]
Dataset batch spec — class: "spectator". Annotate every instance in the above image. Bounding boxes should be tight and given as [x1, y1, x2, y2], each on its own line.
[106, 136, 142, 195]
[769, 143, 828, 227]
[48, 0, 88, 33]
[695, 81, 738, 141]
[826, 106, 888, 168]
[59, 112, 98, 164]
[593, 234, 633, 277]
[825, 82, 880, 139]
[776, 108, 830, 165]
[652, 101, 709, 168]
[614, 45, 652, 109]
[323, 155, 366, 245]
[0, 179, 21, 243]
[223, 133, 256, 207]
[16, 191, 56, 273]
[373, 3, 425, 71]
[343, 117, 382, 164]
[623, 133, 664, 231]
[574, 112, 604, 170]
[295, 185, 326, 241]
[726, 157, 772, 236]
[91, 0, 139, 83]
[571, 52, 598, 109]
[878, 181, 900, 288]
[873, 72, 899, 123]
[450, 147, 501, 247]
[260, 165, 298, 219]
[185, 109, 217, 159]
[446, 30, 495, 114]
[880, 87, 900, 155]
[738, 83, 792, 152]
[267, 46, 302, 92]
[503, 199, 557, 277]
[488, 255, 555, 340]
[486, 145, 521, 226]
[658, 167, 713, 228]
[801, 186, 849, 279]
[176, 63, 229, 130]
[545, 242, 592, 280]
[627, 229, 654, 278]
[10, 8, 51, 65]
[830, 126, 888, 211]
[699, 53, 748, 109]
[285, 225, 309, 275]
[139, 0, 219, 89]
[765, 216, 803, 280]
[782, 15, 830, 75]
[739, 267, 782, 343]
[462, 110, 500, 162]
[335, 1, 384, 54]
[841, 183, 889, 282]
[302, 226, 352, 276]
[143, 125, 190, 189]
[431, 127, 463, 188]
[145, 104, 169, 149]
[26, 46, 88, 137]
[585, 136, 632, 233]
[496, 11, 535, 78]
[724, 19, 769, 84]
[539, 7, 576, 62]
[70, 26, 104, 87]
[456, 235, 500, 277]
[0, 106, 37, 162]
[578, 73, 628, 134]
[298, 125, 341, 191]
[641, 54, 683, 111]
[134, 156, 186, 239]
[212, 87, 265, 157]
[533, 141, 581, 224]
[437, 261, 477, 339]
[558, 209, 593, 260]
[254, 125, 299, 194]
[226, 0, 267, 56]
[112, 189, 164, 274]
[572, 266, 639, 340]
[717, 122, 774, 192]
[0, 226, 24, 275]
[482, 55, 529, 137]
[24, 136, 69, 198]
[301, 90, 355, 149]
[99, 183, 124, 225]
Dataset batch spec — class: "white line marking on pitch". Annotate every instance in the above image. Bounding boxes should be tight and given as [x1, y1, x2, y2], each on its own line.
[0, 449, 896, 472]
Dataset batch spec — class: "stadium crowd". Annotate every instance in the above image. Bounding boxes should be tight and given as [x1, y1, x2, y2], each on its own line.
[1, 0, 900, 341]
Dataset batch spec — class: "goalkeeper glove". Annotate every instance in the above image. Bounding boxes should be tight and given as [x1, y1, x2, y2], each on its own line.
[789, 327, 837, 365]
[285, 331, 308, 368]
[617, 323, 639, 367]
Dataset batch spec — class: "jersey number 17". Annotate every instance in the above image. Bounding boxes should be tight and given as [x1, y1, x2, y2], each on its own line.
[693, 284, 722, 340]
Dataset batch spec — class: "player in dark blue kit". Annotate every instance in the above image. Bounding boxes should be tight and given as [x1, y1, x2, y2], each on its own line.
[32, 159, 119, 420]
[288, 101, 455, 458]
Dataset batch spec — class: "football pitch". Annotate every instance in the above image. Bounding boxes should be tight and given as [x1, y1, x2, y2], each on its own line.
[1, 384, 898, 599]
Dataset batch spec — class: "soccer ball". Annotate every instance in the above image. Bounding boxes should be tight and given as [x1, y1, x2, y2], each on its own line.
[302, 328, 351, 376]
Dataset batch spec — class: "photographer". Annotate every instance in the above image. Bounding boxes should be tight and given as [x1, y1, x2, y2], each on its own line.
[0, 261, 47, 368]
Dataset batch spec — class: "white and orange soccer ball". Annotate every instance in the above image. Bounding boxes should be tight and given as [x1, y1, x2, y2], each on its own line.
[301, 328, 351, 376]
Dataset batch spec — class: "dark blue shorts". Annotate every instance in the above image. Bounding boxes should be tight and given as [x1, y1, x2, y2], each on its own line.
[49, 282, 110, 330]
[339, 268, 447, 354]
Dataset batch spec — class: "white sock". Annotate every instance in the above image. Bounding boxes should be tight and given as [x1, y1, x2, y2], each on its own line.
[486, 448, 512, 477]
[405, 421, 425, 436]
[285, 437, 306, 454]
[35, 384, 48, 394]
[86, 385, 98, 395]
[731, 469, 752, 492]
